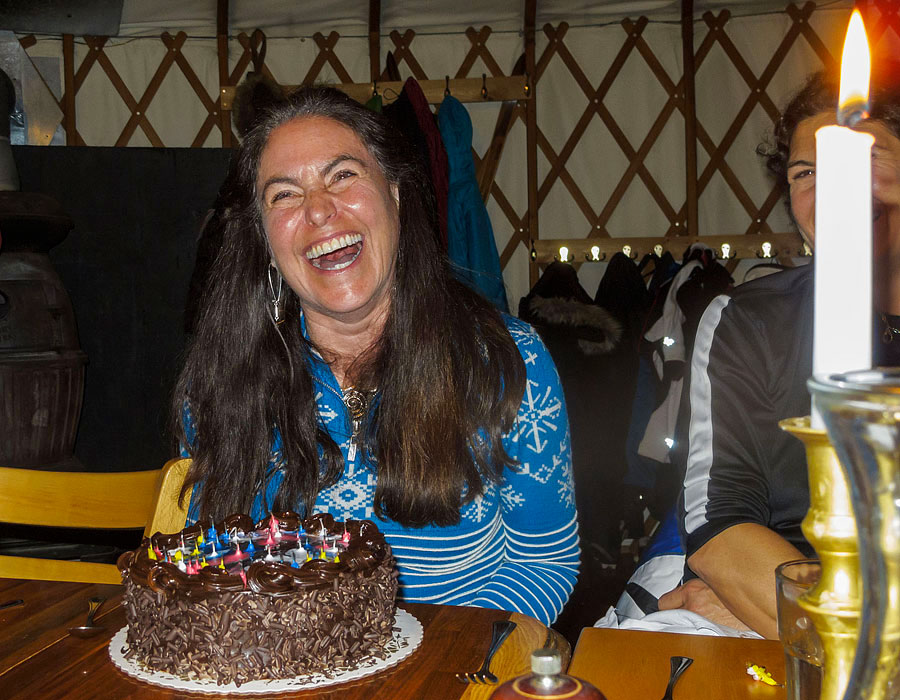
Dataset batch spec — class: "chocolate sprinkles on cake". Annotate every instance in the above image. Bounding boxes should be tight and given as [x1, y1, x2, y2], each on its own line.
[117, 513, 398, 687]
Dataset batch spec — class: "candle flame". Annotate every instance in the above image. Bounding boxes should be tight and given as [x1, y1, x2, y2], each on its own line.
[838, 9, 870, 126]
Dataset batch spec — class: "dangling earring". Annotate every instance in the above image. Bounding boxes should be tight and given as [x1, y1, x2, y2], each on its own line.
[268, 263, 286, 325]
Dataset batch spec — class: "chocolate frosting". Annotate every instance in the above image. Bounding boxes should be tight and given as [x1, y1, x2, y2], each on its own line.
[117, 512, 390, 598]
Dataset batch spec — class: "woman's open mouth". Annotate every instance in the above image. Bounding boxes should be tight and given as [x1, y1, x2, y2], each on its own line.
[305, 233, 363, 271]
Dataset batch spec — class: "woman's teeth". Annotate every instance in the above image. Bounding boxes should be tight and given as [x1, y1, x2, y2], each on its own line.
[306, 233, 363, 259]
[306, 234, 363, 270]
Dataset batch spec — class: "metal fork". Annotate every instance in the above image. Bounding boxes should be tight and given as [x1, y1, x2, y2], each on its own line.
[455, 620, 517, 685]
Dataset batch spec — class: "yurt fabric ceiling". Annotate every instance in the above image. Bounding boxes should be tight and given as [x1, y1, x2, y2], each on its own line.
[4, 0, 897, 304]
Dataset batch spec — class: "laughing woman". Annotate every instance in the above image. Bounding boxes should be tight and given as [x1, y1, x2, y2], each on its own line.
[174, 86, 579, 625]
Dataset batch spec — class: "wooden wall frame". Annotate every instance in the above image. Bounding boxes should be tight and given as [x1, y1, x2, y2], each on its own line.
[23, 0, 891, 285]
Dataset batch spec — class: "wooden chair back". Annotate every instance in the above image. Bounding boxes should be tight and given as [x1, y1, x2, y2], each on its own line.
[144, 457, 193, 537]
[0, 458, 194, 584]
[0, 466, 160, 584]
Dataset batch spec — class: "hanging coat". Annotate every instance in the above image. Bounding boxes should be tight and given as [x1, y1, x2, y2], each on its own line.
[402, 78, 449, 248]
[383, 82, 442, 247]
[639, 244, 732, 465]
[438, 94, 509, 312]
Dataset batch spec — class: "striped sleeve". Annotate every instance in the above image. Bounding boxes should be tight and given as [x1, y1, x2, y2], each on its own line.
[681, 294, 772, 557]
[469, 319, 580, 624]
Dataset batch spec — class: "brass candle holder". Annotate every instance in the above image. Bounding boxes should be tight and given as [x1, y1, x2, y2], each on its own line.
[780, 417, 861, 700]
[782, 369, 900, 700]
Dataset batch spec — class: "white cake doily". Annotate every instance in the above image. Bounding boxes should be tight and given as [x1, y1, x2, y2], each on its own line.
[108, 609, 422, 695]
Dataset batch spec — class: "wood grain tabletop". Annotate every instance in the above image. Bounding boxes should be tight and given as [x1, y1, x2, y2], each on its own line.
[0, 577, 569, 699]
[568, 626, 787, 700]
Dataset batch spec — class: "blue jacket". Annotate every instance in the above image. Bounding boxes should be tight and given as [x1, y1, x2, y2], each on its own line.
[438, 95, 509, 311]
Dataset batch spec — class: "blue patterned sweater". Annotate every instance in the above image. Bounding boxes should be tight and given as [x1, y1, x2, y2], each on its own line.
[186, 316, 579, 624]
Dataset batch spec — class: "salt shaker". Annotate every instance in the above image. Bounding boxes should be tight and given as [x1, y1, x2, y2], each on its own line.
[489, 647, 607, 700]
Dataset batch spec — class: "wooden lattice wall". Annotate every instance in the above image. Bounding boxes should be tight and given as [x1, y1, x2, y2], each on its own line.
[15, 0, 898, 301]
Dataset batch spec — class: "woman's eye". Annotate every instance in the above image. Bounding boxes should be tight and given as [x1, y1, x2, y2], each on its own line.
[791, 168, 814, 181]
[331, 169, 357, 185]
[270, 190, 296, 204]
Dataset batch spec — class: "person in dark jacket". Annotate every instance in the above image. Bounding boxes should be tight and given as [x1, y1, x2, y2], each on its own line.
[659, 67, 900, 639]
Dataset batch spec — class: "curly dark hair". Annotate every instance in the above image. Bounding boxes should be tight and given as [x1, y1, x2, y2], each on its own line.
[759, 61, 900, 211]
[174, 86, 525, 527]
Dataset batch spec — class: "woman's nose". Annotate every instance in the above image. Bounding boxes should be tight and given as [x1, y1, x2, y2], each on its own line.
[304, 188, 336, 227]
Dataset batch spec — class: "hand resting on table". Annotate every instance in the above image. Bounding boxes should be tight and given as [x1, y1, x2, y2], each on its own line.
[658, 578, 753, 633]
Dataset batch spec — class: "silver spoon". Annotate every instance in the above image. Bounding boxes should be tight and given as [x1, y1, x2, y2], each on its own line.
[68, 596, 106, 638]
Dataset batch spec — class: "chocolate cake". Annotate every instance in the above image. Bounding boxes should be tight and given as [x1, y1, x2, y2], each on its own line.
[116, 512, 398, 687]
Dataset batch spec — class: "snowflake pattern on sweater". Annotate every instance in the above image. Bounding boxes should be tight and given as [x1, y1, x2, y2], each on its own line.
[187, 316, 579, 624]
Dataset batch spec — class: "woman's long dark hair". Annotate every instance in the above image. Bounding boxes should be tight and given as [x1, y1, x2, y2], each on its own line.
[174, 86, 526, 527]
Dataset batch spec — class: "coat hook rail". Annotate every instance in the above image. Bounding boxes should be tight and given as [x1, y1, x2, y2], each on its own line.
[220, 75, 531, 110]
[532, 232, 807, 264]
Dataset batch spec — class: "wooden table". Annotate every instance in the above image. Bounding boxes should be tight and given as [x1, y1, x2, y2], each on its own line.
[0, 577, 568, 699]
[568, 627, 787, 699]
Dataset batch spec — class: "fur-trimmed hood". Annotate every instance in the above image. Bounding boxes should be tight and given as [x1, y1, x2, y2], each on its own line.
[524, 295, 622, 355]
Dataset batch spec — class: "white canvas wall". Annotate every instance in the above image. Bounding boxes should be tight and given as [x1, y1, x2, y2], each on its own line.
[13, 0, 883, 304]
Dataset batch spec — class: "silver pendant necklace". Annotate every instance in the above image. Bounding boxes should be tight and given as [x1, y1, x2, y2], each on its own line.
[342, 387, 375, 461]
